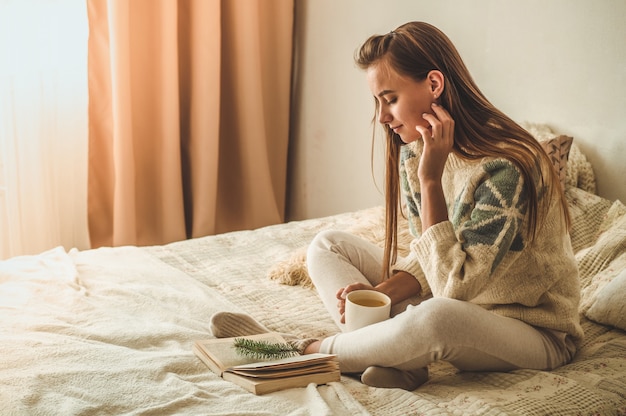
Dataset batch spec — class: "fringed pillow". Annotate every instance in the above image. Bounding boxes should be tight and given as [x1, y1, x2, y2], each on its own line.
[267, 246, 313, 288]
[521, 122, 578, 191]
[539, 135, 574, 189]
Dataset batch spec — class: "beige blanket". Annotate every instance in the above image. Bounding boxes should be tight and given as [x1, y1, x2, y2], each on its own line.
[0, 227, 370, 415]
[1, 192, 625, 415]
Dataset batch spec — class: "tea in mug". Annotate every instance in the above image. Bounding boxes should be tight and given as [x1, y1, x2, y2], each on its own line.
[352, 298, 386, 307]
[345, 290, 391, 331]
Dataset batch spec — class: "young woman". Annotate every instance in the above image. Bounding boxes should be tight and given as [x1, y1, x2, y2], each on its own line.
[210, 21, 582, 391]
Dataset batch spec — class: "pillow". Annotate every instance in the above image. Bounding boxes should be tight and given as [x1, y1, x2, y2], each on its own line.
[539, 134, 574, 190]
[267, 246, 313, 287]
[520, 122, 584, 191]
[577, 200, 626, 330]
[586, 268, 626, 330]
[521, 121, 556, 142]
[565, 187, 612, 253]
[565, 143, 596, 193]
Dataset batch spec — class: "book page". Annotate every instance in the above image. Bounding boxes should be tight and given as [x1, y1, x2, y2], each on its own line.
[230, 353, 336, 371]
[227, 362, 339, 379]
[195, 333, 288, 371]
[222, 366, 341, 395]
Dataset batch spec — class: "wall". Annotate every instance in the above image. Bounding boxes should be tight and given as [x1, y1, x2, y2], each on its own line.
[288, 0, 626, 221]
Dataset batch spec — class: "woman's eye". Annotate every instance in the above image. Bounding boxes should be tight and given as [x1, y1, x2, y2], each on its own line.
[386, 98, 397, 105]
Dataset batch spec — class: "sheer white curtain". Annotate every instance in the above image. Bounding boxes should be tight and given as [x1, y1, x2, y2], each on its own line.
[0, 0, 90, 259]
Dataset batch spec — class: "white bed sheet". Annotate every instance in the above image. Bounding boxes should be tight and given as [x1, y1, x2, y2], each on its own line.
[1, 202, 625, 415]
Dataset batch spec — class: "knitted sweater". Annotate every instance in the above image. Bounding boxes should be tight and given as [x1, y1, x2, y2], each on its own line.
[393, 140, 584, 345]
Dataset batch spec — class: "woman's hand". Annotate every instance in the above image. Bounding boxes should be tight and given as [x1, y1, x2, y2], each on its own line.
[416, 102, 454, 183]
[415, 103, 454, 230]
[334, 272, 422, 323]
[335, 282, 374, 323]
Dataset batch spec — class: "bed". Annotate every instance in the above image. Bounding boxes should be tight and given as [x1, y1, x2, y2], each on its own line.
[2, 125, 626, 415]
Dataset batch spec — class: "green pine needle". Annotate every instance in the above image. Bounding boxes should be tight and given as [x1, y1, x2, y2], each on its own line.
[233, 338, 299, 360]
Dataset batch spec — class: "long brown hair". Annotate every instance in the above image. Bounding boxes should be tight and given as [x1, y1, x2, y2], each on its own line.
[355, 22, 570, 278]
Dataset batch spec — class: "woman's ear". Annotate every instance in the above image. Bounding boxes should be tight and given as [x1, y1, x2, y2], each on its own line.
[427, 70, 445, 99]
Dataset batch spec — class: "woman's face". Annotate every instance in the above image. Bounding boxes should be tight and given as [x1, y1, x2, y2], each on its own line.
[367, 62, 436, 144]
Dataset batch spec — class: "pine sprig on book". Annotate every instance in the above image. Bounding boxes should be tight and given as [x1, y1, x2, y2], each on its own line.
[193, 333, 340, 394]
[233, 338, 300, 360]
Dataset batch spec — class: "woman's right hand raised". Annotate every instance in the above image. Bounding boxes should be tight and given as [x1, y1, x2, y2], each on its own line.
[416, 102, 454, 184]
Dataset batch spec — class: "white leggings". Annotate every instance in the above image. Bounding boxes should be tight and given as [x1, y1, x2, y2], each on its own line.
[306, 230, 575, 373]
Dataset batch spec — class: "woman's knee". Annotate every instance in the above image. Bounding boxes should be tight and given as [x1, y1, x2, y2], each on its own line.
[308, 230, 339, 267]
[403, 297, 475, 338]
[308, 230, 354, 251]
[306, 230, 359, 264]
[306, 230, 350, 284]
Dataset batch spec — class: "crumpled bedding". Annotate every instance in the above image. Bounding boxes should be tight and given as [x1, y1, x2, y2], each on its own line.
[0, 216, 374, 416]
[1, 195, 625, 415]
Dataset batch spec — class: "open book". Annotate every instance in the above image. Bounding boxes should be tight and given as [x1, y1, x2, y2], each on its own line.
[193, 332, 340, 395]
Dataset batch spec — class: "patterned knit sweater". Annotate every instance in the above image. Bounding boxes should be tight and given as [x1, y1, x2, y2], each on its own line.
[393, 140, 584, 345]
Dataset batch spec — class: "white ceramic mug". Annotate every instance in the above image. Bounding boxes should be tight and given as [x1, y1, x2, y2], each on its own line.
[345, 290, 391, 332]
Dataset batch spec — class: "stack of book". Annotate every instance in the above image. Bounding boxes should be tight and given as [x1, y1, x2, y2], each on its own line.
[193, 332, 340, 395]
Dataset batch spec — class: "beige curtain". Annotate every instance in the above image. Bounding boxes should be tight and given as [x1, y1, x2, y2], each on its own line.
[87, 0, 293, 248]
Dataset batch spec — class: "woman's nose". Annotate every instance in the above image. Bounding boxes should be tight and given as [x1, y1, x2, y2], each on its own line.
[378, 108, 391, 124]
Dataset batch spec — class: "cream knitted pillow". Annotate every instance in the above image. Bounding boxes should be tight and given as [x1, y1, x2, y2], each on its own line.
[520, 121, 596, 193]
[577, 200, 626, 330]
[586, 268, 626, 331]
